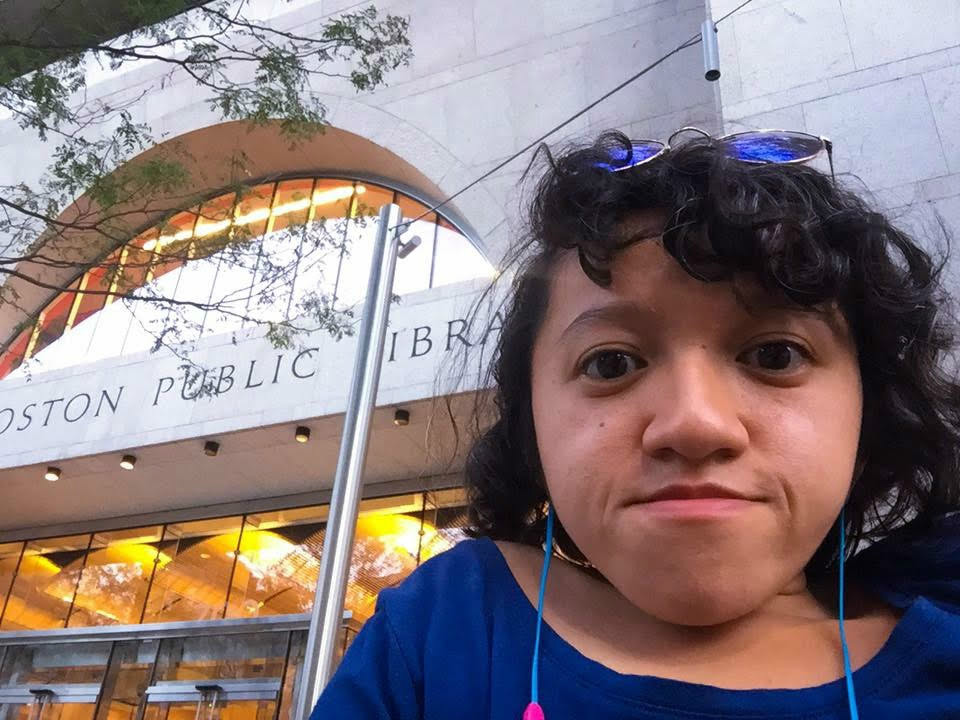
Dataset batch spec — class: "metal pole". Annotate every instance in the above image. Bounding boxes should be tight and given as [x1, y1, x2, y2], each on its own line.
[293, 203, 405, 719]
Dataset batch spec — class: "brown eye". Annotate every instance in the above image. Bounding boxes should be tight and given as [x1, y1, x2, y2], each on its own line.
[739, 341, 808, 372]
[582, 350, 644, 380]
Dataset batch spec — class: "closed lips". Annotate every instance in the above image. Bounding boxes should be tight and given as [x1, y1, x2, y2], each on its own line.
[643, 484, 751, 502]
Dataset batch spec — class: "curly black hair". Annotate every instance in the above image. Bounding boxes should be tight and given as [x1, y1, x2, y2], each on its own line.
[463, 130, 960, 579]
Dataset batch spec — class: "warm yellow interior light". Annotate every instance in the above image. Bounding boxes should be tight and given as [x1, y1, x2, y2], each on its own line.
[234, 207, 270, 226]
[271, 197, 311, 217]
[143, 184, 361, 256]
[194, 218, 232, 238]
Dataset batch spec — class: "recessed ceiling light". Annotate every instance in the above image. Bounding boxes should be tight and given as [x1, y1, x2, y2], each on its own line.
[204, 440, 220, 457]
[393, 408, 410, 426]
[295, 426, 311, 443]
[120, 454, 137, 470]
[44, 466, 61, 482]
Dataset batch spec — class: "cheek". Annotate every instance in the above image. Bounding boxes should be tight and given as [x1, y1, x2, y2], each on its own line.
[748, 372, 863, 535]
[531, 369, 636, 525]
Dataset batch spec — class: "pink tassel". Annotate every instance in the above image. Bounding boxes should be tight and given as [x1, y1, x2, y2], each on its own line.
[523, 702, 545, 720]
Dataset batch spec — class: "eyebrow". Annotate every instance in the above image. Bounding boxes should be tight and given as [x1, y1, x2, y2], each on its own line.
[558, 301, 655, 344]
[557, 299, 842, 345]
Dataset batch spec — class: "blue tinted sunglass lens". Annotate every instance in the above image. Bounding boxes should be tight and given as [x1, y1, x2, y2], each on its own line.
[597, 141, 665, 171]
[720, 131, 824, 164]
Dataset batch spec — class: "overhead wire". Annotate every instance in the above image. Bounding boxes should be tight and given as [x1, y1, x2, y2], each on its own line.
[392, 0, 756, 231]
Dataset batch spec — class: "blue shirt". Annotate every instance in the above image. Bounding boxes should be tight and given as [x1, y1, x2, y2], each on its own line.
[311, 531, 960, 719]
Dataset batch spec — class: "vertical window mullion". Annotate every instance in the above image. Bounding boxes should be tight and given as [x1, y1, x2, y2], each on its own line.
[428, 213, 440, 289]
[285, 178, 317, 322]
[332, 183, 358, 304]
[64, 533, 95, 628]
[0, 541, 25, 627]
[221, 516, 247, 619]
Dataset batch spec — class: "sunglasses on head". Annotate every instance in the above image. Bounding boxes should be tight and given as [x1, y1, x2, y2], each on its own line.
[596, 126, 835, 178]
[578, 127, 837, 286]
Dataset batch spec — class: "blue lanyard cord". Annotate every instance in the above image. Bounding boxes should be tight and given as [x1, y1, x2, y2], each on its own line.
[838, 506, 860, 720]
[528, 505, 859, 720]
[530, 506, 555, 706]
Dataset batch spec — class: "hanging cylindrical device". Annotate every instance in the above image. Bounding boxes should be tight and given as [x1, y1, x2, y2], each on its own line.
[701, 18, 720, 81]
[293, 203, 409, 719]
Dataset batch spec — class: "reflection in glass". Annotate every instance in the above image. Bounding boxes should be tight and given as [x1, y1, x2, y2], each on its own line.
[1, 535, 91, 631]
[94, 640, 160, 720]
[432, 217, 493, 288]
[277, 631, 305, 720]
[154, 632, 289, 681]
[0, 641, 112, 685]
[142, 518, 243, 624]
[224, 508, 326, 619]
[0, 489, 469, 635]
[66, 527, 164, 627]
[0, 542, 23, 623]
[0, 329, 29, 379]
[30, 280, 80, 358]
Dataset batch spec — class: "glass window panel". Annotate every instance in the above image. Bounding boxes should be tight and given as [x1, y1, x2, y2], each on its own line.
[30, 281, 81, 359]
[393, 193, 430, 224]
[425, 488, 471, 551]
[0, 328, 31, 380]
[154, 209, 198, 268]
[0, 541, 23, 622]
[72, 252, 120, 329]
[431, 218, 495, 289]
[193, 193, 236, 260]
[153, 631, 289, 681]
[142, 517, 243, 624]
[223, 508, 327, 619]
[334, 185, 394, 307]
[66, 526, 164, 627]
[0, 534, 91, 631]
[270, 179, 314, 234]
[115, 234, 156, 297]
[345, 493, 437, 627]
[392, 211, 436, 297]
[309, 179, 355, 224]
[143, 700, 274, 720]
[202, 234, 260, 339]
[94, 640, 160, 720]
[350, 184, 393, 221]
[167, 246, 217, 346]
[82, 297, 136, 363]
[247, 214, 306, 326]
[0, 641, 112, 685]
[233, 183, 275, 242]
[277, 631, 305, 720]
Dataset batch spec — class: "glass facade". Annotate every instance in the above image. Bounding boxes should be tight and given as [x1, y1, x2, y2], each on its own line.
[0, 488, 468, 633]
[0, 634, 301, 720]
[0, 178, 491, 382]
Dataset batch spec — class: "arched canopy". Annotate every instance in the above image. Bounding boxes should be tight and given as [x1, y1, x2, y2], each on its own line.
[0, 175, 491, 380]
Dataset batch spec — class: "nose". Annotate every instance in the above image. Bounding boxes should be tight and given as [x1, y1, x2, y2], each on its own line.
[641, 350, 749, 464]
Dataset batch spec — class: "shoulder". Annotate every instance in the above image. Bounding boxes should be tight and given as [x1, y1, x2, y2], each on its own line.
[374, 537, 513, 627]
[367, 537, 524, 684]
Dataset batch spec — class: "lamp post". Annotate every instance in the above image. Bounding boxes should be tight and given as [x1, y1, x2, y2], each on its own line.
[293, 203, 418, 719]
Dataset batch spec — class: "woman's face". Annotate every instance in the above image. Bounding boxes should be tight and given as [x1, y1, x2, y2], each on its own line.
[530, 223, 863, 626]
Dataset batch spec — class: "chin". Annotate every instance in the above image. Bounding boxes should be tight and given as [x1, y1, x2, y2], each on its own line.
[612, 569, 768, 627]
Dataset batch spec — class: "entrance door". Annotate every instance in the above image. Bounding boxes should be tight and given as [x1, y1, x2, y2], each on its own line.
[143, 679, 279, 720]
[0, 629, 305, 720]
[0, 642, 112, 720]
[140, 632, 292, 720]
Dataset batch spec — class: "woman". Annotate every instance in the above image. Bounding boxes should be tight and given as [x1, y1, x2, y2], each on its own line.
[311, 131, 960, 718]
